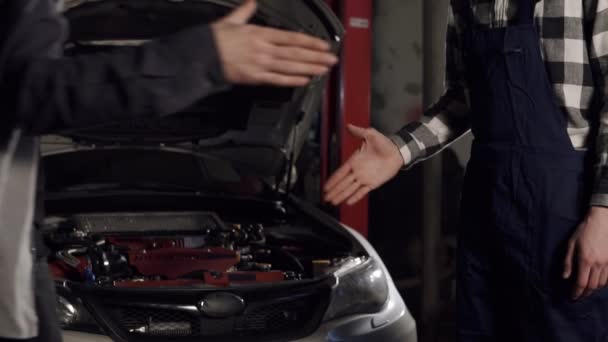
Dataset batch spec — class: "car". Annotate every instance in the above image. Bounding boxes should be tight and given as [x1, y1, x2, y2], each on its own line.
[35, 0, 418, 341]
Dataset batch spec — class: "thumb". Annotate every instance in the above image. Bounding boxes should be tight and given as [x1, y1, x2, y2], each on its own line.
[222, 0, 257, 24]
[347, 124, 369, 140]
[563, 239, 576, 279]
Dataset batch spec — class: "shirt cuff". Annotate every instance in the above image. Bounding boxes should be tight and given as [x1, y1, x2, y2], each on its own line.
[199, 25, 229, 87]
[179, 25, 229, 87]
[590, 193, 608, 208]
[590, 162, 608, 207]
[142, 24, 229, 88]
[389, 133, 423, 168]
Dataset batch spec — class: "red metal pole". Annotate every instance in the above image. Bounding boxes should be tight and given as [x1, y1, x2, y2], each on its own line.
[336, 0, 372, 237]
[321, 0, 371, 237]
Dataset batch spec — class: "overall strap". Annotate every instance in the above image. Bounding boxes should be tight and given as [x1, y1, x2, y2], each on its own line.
[513, 0, 536, 25]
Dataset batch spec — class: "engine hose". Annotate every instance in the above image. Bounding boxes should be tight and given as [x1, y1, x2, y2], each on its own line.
[271, 247, 305, 273]
[56, 247, 88, 268]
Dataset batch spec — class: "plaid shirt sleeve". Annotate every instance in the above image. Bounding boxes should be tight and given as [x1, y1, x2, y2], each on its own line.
[589, 1, 608, 207]
[389, 6, 471, 166]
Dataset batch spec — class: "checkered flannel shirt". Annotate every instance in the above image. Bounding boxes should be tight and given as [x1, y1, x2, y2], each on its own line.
[390, 0, 608, 206]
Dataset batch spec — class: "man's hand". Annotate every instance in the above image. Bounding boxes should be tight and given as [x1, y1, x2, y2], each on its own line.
[211, 0, 338, 87]
[323, 125, 404, 206]
[564, 206, 608, 299]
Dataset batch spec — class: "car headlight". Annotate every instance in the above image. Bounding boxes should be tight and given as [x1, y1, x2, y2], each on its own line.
[55, 283, 102, 333]
[323, 257, 389, 321]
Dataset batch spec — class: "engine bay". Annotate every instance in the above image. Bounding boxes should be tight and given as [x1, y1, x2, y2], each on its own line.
[44, 211, 352, 288]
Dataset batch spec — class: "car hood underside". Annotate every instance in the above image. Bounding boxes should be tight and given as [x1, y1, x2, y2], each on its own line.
[55, 0, 344, 179]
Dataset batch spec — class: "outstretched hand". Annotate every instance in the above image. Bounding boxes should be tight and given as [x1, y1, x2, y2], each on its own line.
[323, 125, 404, 206]
[211, 0, 338, 87]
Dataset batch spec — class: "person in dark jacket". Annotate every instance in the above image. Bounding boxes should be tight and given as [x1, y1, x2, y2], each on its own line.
[1, 0, 337, 133]
[0, 0, 337, 341]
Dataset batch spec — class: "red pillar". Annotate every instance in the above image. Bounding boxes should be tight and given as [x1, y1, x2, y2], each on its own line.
[322, 0, 372, 237]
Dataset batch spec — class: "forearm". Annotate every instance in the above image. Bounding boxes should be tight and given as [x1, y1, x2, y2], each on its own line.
[587, 0, 608, 207]
[590, 105, 608, 207]
[3, 25, 228, 135]
[389, 86, 470, 167]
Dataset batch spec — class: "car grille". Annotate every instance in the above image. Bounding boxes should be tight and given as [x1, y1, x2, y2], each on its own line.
[87, 286, 330, 342]
[233, 300, 316, 335]
[118, 307, 200, 336]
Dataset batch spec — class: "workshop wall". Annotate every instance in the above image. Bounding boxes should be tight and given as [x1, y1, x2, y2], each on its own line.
[368, 0, 472, 328]
[371, 0, 422, 134]
[369, 0, 424, 297]
[371, 0, 472, 163]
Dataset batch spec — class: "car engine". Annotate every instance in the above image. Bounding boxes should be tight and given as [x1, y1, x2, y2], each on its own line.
[44, 212, 338, 288]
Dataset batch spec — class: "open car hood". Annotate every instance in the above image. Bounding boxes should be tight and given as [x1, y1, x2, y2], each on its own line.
[57, 0, 343, 178]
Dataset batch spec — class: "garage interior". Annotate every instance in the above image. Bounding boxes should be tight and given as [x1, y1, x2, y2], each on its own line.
[4, 0, 605, 340]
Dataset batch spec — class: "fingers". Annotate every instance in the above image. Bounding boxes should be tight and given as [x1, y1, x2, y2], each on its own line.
[257, 39, 337, 75]
[271, 46, 338, 66]
[347, 124, 369, 139]
[574, 260, 591, 300]
[222, 0, 257, 24]
[213, 2, 338, 87]
[583, 266, 608, 298]
[346, 185, 372, 206]
[325, 173, 356, 204]
[563, 239, 575, 279]
[246, 36, 335, 81]
[584, 268, 602, 297]
[268, 60, 329, 77]
[254, 72, 310, 87]
[600, 267, 608, 289]
[325, 162, 352, 192]
[258, 27, 331, 51]
[329, 179, 361, 206]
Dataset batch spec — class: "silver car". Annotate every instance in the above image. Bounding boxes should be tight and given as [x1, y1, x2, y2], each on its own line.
[37, 1, 418, 341]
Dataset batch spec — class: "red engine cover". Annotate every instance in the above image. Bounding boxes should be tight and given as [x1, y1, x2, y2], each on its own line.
[113, 271, 286, 288]
[49, 256, 88, 281]
[203, 271, 285, 286]
[114, 279, 203, 288]
[106, 236, 185, 250]
[128, 247, 239, 279]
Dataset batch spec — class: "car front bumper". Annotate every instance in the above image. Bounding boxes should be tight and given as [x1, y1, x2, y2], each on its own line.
[63, 311, 416, 342]
[61, 227, 417, 342]
[62, 263, 417, 342]
[293, 304, 416, 342]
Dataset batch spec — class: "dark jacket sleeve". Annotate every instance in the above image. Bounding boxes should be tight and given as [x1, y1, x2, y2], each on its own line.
[0, 0, 228, 135]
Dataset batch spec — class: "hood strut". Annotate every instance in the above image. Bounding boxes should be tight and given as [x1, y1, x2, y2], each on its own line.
[273, 122, 298, 199]
[284, 125, 298, 198]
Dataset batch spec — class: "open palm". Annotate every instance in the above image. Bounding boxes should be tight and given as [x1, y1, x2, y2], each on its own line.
[324, 124, 404, 206]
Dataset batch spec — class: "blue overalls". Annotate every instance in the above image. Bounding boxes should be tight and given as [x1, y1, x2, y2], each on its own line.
[454, 0, 608, 340]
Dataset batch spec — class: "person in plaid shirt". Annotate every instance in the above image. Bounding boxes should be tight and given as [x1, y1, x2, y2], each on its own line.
[325, 0, 608, 340]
